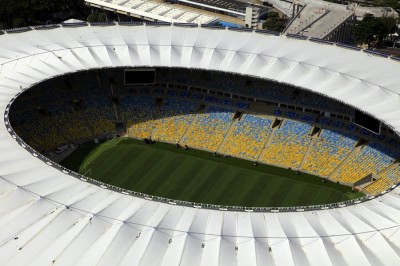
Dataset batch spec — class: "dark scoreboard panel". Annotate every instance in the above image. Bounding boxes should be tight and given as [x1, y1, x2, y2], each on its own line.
[124, 69, 155, 85]
[354, 110, 381, 134]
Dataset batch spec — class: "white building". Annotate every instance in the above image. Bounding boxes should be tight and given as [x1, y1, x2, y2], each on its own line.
[85, 0, 219, 24]
[245, 5, 260, 28]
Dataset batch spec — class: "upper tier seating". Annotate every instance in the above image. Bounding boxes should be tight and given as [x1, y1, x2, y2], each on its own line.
[156, 69, 353, 115]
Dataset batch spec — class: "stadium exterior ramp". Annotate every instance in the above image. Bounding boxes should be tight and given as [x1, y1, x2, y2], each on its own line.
[1, 23, 400, 265]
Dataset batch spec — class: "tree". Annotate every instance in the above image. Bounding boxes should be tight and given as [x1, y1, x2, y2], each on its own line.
[12, 18, 25, 28]
[379, 0, 399, 10]
[97, 13, 107, 22]
[354, 14, 380, 48]
[354, 14, 398, 48]
[87, 12, 107, 23]
[87, 13, 98, 23]
[262, 12, 288, 32]
[377, 16, 397, 40]
[0, 0, 88, 29]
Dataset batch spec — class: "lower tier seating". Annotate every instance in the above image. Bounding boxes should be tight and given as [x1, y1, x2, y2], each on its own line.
[182, 106, 234, 151]
[260, 120, 313, 168]
[84, 97, 116, 136]
[364, 164, 400, 195]
[333, 142, 400, 183]
[153, 98, 198, 143]
[122, 96, 156, 139]
[302, 129, 358, 176]
[219, 114, 273, 160]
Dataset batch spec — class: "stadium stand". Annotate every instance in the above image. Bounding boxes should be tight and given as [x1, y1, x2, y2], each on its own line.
[333, 142, 400, 183]
[364, 164, 400, 195]
[260, 120, 313, 168]
[153, 98, 199, 143]
[83, 97, 116, 136]
[219, 114, 273, 160]
[12, 110, 65, 151]
[156, 69, 354, 115]
[8, 67, 400, 195]
[182, 106, 234, 151]
[120, 96, 156, 139]
[54, 110, 93, 141]
[302, 129, 358, 176]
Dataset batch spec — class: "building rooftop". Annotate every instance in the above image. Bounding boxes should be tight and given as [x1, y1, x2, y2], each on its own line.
[179, 0, 248, 14]
[85, 0, 219, 24]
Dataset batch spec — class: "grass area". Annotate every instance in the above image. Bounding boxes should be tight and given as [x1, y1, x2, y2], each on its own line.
[60, 138, 364, 207]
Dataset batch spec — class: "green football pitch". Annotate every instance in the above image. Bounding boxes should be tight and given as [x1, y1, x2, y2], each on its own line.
[60, 138, 363, 207]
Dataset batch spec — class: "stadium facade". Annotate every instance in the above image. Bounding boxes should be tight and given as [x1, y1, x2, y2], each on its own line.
[1, 23, 400, 265]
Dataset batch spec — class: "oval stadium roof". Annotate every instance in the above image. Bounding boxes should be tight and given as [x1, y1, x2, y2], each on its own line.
[0, 24, 400, 265]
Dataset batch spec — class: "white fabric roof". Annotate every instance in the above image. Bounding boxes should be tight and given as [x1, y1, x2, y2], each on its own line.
[0, 24, 400, 265]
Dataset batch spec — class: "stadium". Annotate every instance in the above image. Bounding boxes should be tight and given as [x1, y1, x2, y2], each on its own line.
[1, 22, 400, 265]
